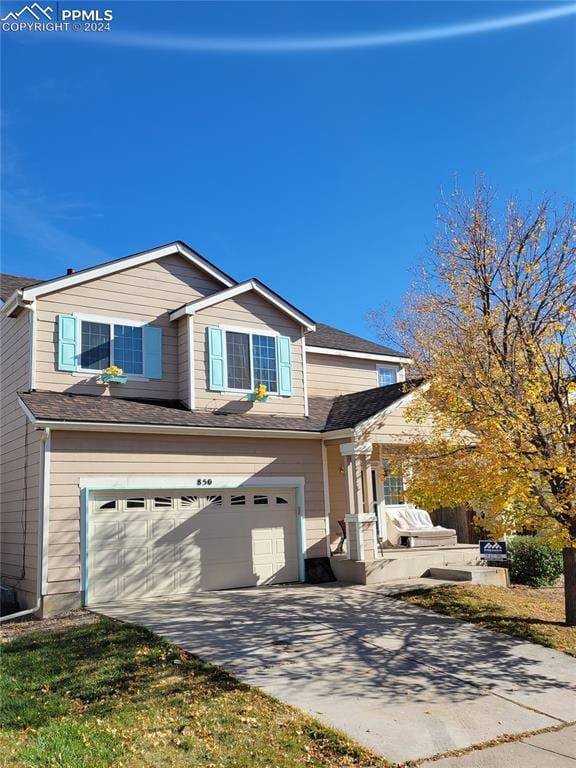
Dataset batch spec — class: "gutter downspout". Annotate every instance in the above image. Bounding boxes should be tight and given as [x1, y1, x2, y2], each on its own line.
[0, 428, 49, 623]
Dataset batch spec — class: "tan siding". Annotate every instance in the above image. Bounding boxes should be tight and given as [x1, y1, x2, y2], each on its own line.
[0, 310, 42, 600]
[35, 254, 223, 400]
[177, 317, 190, 405]
[193, 292, 306, 416]
[307, 353, 381, 396]
[47, 431, 326, 595]
[370, 399, 435, 443]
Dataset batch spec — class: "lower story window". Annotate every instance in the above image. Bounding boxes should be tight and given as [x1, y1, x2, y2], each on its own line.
[382, 460, 405, 505]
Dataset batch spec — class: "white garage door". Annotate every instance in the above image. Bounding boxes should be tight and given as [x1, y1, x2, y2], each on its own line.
[87, 488, 299, 604]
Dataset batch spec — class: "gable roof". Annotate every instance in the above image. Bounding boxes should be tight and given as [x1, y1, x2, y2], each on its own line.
[18, 380, 423, 435]
[306, 323, 410, 360]
[1, 241, 236, 311]
[323, 379, 423, 430]
[0, 273, 42, 302]
[170, 278, 316, 330]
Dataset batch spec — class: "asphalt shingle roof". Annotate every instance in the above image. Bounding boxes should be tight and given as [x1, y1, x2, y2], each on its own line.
[19, 380, 422, 434]
[0, 274, 42, 301]
[323, 380, 422, 430]
[306, 323, 409, 358]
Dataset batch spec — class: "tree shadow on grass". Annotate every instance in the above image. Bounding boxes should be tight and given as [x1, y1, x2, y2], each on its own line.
[401, 587, 572, 650]
[0, 617, 246, 730]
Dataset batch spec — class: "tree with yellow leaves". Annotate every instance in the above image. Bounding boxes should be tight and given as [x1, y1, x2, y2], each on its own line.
[372, 183, 576, 624]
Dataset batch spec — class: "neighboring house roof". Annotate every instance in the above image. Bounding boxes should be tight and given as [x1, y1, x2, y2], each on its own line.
[0, 273, 42, 302]
[306, 322, 410, 360]
[170, 278, 316, 330]
[19, 381, 422, 435]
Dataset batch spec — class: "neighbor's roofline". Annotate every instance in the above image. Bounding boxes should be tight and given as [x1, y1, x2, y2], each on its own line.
[170, 278, 316, 330]
[3, 241, 236, 311]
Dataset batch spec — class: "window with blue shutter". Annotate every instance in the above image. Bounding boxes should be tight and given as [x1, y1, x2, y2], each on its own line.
[276, 335, 293, 396]
[58, 315, 162, 379]
[207, 328, 293, 396]
[58, 314, 78, 371]
[208, 327, 226, 390]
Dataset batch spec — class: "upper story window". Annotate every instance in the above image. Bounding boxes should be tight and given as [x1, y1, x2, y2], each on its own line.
[79, 320, 144, 375]
[57, 313, 162, 379]
[207, 326, 292, 396]
[225, 330, 278, 392]
[378, 365, 398, 387]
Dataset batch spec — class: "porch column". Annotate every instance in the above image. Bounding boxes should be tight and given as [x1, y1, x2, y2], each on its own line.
[340, 441, 377, 561]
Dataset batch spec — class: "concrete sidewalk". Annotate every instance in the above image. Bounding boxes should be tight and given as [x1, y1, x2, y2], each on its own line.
[95, 582, 576, 764]
[422, 724, 576, 766]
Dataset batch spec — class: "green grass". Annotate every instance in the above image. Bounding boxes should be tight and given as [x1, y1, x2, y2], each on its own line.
[0, 617, 387, 768]
[397, 584, 576, 657]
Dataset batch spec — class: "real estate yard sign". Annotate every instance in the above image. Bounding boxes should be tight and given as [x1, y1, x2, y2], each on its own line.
[479, 540, 508, 561]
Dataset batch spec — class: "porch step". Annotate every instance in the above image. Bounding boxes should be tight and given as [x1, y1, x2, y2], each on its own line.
[428, 565, 507, 586]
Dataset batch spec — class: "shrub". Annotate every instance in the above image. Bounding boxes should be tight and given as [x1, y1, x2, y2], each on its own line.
[508, 536, 563, 587]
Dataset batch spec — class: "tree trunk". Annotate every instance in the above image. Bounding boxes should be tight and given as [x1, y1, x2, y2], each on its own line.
[563, 548, 576, 626]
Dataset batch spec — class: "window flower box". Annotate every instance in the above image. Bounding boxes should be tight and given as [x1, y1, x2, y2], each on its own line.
[248, 384, 269, 403]
[100, 366, 128, 385]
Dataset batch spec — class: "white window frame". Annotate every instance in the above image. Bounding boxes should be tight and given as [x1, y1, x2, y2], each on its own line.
[377, 364, 399, 387]
[221, 326, 280, 395]
[75, 313, 148, 378]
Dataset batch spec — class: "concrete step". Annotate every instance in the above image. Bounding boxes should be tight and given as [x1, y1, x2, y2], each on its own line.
[427, 565, 508, 586]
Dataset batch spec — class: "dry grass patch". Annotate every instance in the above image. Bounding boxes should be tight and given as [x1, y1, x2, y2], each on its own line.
[398, 584, 575, 656]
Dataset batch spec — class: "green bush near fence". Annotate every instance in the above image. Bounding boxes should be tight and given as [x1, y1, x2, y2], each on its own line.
[508, 536, 563, 587]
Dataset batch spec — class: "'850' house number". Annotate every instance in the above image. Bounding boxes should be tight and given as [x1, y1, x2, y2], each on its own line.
[196, 478, 213, 486]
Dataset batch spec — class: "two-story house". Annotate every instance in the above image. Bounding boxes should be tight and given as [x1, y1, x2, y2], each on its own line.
[1, 242, 476, 617]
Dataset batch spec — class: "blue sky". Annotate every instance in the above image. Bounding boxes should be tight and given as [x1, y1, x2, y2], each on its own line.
[1, 1, 575, 340]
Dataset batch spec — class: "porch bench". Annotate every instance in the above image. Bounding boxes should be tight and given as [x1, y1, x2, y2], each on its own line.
[387, 507, 457, 548]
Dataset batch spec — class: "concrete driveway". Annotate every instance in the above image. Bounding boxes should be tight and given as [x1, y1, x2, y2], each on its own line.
[96, 583, 576, 764]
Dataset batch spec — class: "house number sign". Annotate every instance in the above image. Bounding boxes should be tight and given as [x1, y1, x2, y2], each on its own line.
[196, 478, 213, 486]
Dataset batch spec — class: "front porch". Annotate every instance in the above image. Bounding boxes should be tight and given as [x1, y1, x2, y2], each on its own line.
[330, 544, 482, 585]
[323, 436, 505, 586]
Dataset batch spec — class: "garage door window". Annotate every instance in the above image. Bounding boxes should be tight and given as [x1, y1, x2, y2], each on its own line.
[276, 496, 289, 505]
[126, 498, 145, 509]
[97, 499, 117, 510]
[153, 496, 172, 509]
[231, 495, 246, 505]
[254, 494, 269, 505]
[180, 495, 201, 508]
[205, 495, 223, 506]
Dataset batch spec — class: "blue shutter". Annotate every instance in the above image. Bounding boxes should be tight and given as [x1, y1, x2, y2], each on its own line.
[208, 327, 225, 391]
[277, 335, 293, 396]
[58, 314, 78, 371]
[143, 326, 162, 379]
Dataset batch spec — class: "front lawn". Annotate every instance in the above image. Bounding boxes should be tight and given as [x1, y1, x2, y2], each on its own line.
[0, 616, 387, 768]
[397, 584, 575, 656]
